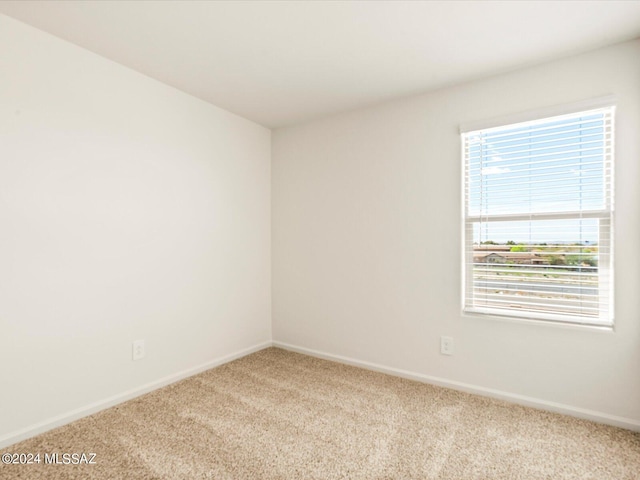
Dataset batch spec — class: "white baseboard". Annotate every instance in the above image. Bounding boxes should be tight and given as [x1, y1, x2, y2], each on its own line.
[0, 341, 272, 449]
[5, 339, 636, 449]
[273, 341, 640, 432]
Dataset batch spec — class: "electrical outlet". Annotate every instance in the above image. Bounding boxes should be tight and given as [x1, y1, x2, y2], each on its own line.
[132, 339, 145, 361]
[440, 336, 454, 356]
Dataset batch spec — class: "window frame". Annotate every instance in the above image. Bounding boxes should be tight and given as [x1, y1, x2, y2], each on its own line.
[460, 98, 615, 327]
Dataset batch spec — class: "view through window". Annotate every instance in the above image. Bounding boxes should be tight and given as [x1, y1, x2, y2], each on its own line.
[462, 105, 614, 326]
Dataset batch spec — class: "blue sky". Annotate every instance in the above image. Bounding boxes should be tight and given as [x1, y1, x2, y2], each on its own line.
[466, 110, 609, 244]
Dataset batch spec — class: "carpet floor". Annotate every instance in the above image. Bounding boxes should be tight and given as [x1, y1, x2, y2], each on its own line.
[1, 347, 639, 479]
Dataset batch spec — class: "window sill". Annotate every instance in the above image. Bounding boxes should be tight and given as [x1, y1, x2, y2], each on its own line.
[462, 309, 614, 332]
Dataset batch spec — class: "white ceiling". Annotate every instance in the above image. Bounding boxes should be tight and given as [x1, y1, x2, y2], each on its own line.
[1, 1, 640, 128]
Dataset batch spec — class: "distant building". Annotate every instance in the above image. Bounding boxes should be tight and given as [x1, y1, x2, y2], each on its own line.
[473, 247, 549, 265]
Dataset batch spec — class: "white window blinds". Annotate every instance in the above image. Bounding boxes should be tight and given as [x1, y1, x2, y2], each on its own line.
[462, 105, 614, 326]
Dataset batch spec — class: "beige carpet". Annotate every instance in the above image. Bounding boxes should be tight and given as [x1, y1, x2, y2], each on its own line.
[1, 347, 639, 479]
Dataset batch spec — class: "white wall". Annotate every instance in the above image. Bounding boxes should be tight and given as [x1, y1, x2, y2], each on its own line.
[0, 14, 271, 444]
[273, 39, 640, 428]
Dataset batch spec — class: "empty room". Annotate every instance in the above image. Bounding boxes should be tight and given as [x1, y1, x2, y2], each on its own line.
[1, 1, 639, 478]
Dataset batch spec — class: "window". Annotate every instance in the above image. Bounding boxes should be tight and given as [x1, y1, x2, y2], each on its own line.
[462, 103, 614, 326]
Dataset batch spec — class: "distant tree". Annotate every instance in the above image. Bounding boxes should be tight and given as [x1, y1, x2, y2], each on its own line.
[481, 240, 496, 245]
[565, 255, 582, 266]
[548, 255, 566, 266]
[506, 240, 516, 245]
